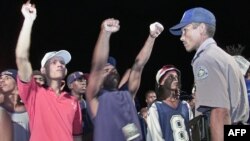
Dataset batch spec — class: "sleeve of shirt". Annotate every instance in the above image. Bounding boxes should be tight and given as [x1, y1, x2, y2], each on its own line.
[183, 101, 193, 120]
[73, 101, 83, 136]
[194, 58, 229, 113]
[17, 76, 37, 109]
[146, 103, 165, 141]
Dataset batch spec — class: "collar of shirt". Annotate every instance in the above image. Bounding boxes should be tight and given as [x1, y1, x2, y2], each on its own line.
[192, 38, 217, 64]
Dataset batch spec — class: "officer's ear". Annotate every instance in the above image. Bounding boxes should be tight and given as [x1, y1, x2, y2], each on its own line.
[199, 23, 206, 34]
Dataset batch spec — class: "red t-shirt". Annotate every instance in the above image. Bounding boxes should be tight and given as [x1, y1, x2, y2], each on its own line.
[17, 77, 82, 141]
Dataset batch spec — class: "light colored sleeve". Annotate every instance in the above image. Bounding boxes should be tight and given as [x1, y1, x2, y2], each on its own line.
[182, 100, 193, 120]
[146, 103, 165, 141]
[188, 104, 194, 120]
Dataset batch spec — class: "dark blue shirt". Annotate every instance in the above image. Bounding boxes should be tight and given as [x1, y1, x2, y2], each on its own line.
[93, 90, 142, 141]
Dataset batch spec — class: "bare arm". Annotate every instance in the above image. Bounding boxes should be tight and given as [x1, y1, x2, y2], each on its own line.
[0, 107, 13, 141]
[210, 107, 231, 141]
[86, 18, 120, 118]
[15, 2, 37, 82]
[128, 22, 164, 99]
[118, 68, 131, 89]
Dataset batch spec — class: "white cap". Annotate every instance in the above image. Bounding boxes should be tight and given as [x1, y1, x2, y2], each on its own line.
[41, 50, 71, 67]
[233, 55, 250, 75]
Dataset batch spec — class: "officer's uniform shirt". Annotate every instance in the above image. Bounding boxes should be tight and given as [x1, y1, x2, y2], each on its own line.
[192, 38, 249, 124]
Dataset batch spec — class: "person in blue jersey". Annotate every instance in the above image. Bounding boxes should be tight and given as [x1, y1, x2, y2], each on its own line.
[147, 65, 191, 141]
[86, 18, 164, 141]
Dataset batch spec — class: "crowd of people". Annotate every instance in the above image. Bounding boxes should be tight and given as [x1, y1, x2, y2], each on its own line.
[0, 1, 249, 141]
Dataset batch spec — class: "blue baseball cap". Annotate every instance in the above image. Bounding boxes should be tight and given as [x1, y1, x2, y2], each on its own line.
[67, 71, 89, 87]
[169, 7, 216, 36]
[0, 69, 17, 81]
[108, 56, 117, 67]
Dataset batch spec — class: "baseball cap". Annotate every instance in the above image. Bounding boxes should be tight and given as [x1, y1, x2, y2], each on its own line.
[41, 50, 71, 68]
[169, 7, 216, 36]
[108, 56, 117, 67]
[67, 71, 89, 87]
[0, 69, 17, 81]
[233, 55, 250, 75]
[156, 65, 180, 85]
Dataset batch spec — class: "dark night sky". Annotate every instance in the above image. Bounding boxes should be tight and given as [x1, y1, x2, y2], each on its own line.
[0, 0, 249, 107]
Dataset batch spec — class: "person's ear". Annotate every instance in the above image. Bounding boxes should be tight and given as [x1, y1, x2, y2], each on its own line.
[199, 23, 206, 33]
[64, 68, 68, 76]
[40, 67, 46, 75]
[68, 83, 73, 89]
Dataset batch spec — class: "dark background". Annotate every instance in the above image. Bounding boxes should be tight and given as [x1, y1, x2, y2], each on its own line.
[0, 0, 249, 108]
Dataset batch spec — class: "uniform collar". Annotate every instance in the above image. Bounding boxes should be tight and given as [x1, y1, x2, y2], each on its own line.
[192, 38, 216, 64]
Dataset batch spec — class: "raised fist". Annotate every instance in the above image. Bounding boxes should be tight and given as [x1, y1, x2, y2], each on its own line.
[21, 1, 37, 21]
[102, 18, 120, 33]
[149, 22, 164, 38]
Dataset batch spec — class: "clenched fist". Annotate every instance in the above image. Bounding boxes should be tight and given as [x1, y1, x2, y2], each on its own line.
[149, 22, 164, 38]
[102, 18, 120, 33]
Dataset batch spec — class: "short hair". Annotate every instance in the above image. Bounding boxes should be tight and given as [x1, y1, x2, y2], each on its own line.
[192, 22, 215, 37]
[205, 23, 216, 37]
[145, 90, 156, 98]
[225, 44, 245, 56]
[32, 70, 43, 76]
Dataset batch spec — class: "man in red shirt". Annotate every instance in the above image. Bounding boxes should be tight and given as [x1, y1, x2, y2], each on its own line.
[15, 2, 82, 141]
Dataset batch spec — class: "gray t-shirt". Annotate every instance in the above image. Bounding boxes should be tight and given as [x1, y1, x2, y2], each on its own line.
[10, 111, 30, 141]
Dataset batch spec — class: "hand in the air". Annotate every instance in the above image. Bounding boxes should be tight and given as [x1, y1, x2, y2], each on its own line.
[149, 22, 164, 38]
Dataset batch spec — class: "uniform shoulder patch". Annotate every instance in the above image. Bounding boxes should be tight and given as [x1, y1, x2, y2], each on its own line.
[195, 66, 208, 80]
